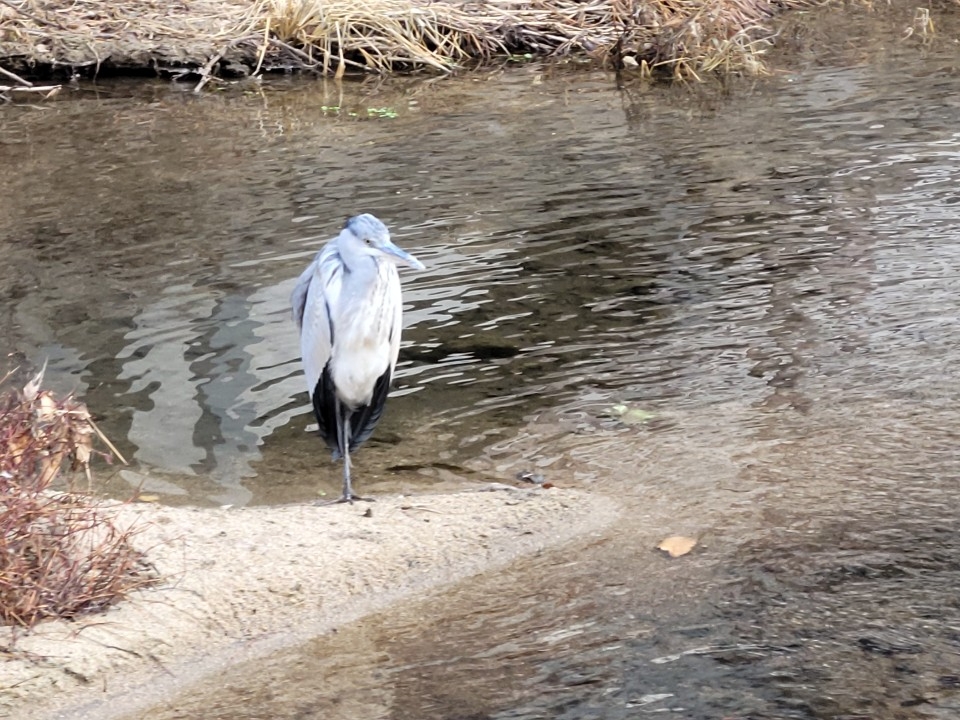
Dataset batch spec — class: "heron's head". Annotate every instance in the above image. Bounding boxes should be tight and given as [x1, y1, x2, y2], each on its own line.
[340, 214, 425, 271]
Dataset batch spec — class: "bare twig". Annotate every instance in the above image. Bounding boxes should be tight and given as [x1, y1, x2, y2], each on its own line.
[87, 417, 128, 466]
[0, 84, 60, 94]
[0, 0, 66, 30]
[268, 37, 321, 68]
[252, 17, 271, 77]
[0, 64, 31, 87]
[193, 51, 224, 92]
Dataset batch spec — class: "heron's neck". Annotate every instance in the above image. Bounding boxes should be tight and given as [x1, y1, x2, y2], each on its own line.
[340, 251, 382, 294]
[335, 237, 372, 270]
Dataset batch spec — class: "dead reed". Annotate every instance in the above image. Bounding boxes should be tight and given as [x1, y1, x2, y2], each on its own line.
[0, 0, 811, 82]
[0, 370, 151, 630]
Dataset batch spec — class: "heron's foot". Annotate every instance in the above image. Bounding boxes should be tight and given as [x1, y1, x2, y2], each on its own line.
[315, 493, 375, 506]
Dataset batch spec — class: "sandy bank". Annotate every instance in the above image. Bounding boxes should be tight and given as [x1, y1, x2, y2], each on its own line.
[0, 486, 620, 720]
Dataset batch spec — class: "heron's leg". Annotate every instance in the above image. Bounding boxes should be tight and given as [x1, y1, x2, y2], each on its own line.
[340, 412, 354, 500]
[318, 400, 373, 505]
[341, 416, 374, 503]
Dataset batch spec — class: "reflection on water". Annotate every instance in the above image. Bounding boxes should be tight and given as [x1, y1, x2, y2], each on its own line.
[5, 67, 742, 504]
[7, 5, 960, 718]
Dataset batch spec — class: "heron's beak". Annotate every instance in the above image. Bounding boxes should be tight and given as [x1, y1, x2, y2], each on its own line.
[384, 242, 425, 271]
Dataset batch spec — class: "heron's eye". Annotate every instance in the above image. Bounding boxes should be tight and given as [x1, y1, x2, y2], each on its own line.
[364, 238, 372, 245]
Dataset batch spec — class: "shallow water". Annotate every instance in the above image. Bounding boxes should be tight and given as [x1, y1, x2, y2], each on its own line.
[7, 4, 960, 719]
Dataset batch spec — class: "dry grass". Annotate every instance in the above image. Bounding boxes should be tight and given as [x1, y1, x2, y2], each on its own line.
[0, 370, 152, 630]
[0, 0, 812, 81]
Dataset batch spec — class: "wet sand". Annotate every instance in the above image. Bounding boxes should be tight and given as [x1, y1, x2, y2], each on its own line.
[0, 486, 620, 720]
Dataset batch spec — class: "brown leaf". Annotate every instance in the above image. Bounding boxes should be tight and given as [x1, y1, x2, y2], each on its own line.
[38, 392, 58, 422]
[23, 361, 46, 402]
[657, 535, 697, 558]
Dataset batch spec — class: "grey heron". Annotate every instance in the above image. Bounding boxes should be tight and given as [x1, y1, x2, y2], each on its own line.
[291, 213, 424, 504]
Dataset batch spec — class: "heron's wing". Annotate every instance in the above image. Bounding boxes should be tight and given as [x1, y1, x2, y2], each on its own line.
[294, 244, 343, 399]
[291, 243, 342, 326]
[290, 261, 314, 331]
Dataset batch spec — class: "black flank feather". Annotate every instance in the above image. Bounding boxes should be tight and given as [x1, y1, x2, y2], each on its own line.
[349, 368, 392, 450]
[312, 363, 340, 456]
[312, 364, 393, 459]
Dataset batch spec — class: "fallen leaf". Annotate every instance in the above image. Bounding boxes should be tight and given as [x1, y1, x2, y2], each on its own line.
[621, 408, 656, 425]
[657, 536, 697, 558]
[608, 404, 656, 425]
[516, 470, 545, 484]
[137, 494, 160, 503]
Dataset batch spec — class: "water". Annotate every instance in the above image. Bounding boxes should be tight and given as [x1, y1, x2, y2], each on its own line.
[1, 67, 742, 505]
[6, 5, 960, 718]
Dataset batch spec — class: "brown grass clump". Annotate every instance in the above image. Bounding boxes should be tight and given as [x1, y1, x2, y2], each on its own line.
[0, 0, 812, 82]
[0, 369, 152, 630]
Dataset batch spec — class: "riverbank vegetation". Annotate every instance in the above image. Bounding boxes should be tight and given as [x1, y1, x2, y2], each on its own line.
[0, 0, 810, 86]
[0, 371, 150, 631]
